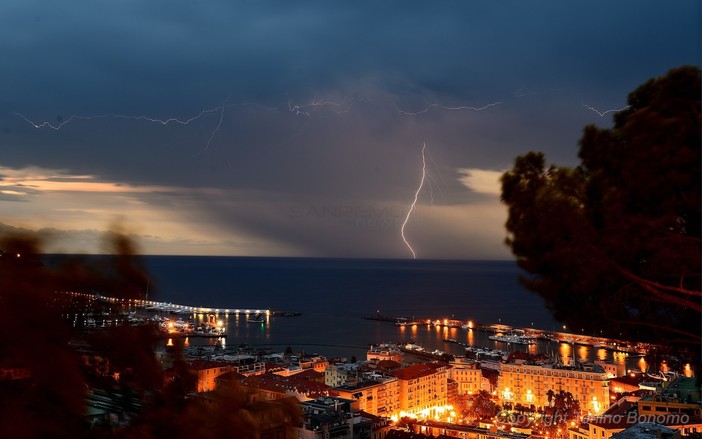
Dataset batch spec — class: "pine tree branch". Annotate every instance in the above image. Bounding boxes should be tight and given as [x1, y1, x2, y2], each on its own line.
[602, 313, 700, 345]
[617, 268, 702, 312]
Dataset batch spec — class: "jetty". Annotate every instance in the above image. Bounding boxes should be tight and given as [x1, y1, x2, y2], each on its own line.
[103, 294, 273, 315]
[61, 291, 299, 317]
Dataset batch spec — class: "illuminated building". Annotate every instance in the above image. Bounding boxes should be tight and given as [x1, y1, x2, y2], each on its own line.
[569, 396, 638, 439]
[334, 375, 400, 417]
[367, 345, 404, 364]
[568, 389, 702, 439]
[299, 355, 329, 373]
[595, 360, 626, 378]
[392, 362, 450, 417]
[241, 372, 338, 402]
[186, 360, 236, 393]
[372, 359, 402, 375]
[498, 360, 610, 413]
[215, 354, 265, 377]
[609, 373, 650, 395]
[273, 355, 329, 377]
[325, 362, 361, 387]
[448, 357, 482, 395]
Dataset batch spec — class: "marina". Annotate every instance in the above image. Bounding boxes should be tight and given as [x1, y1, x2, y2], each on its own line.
[364, 310, 653, 356]
[63, 292, 657, 371]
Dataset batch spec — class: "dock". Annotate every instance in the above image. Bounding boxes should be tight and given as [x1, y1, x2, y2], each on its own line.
[95, 294, 269, 315]
[60, 291, 303, 317]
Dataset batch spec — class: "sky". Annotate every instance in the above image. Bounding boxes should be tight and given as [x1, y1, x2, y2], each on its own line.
[0, 0, 699, 259]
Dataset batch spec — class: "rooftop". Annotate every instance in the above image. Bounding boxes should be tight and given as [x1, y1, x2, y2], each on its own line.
[186, 360, 233, 371]
[242, 373, 337, 398]
[287, 369, 324, 382]
[583, 397, 638, 429]
[336, 380, 383, 391]
[610, 422, 679, 439]
[640, 376, 701, 404]
[392, 362, 447, 381]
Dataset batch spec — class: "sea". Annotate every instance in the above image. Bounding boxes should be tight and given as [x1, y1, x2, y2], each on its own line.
[137, 256, 646, 370]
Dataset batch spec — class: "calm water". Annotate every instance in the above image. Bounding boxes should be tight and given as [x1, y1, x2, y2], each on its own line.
[143, 257, 553, 325]
[136, 256, 646, 370]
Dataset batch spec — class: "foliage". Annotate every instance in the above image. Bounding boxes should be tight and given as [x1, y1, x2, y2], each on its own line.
[500, 66, 701, 351]
[468, 390, 500, 421]
[0, 230, 299, 438]
[545, 390, 580, 421]
[534, 390, 580, 438]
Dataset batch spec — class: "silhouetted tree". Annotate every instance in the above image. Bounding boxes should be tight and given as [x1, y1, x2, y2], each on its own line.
[0, 229, 299, 439]
[541, 390, 580, 438]
[501, 66, 701, 354]
[468, 390, 500, 420]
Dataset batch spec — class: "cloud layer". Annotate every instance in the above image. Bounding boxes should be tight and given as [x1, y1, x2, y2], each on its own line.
[1, 1, 698, 258]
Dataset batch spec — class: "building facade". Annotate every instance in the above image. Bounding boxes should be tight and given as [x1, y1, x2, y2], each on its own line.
[498, 361, 610, 414]
[449, 358, 483, 395]
[187, 360, 236, 393]
[392, 362, 450, 417]
[334, 377, 400, 417]
[325, 363, 360, 387]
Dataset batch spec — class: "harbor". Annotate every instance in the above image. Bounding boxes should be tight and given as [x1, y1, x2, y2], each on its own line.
[61, 292, 300, 340]
[61, 292, 655, 369]
[364, 310, 653, 356]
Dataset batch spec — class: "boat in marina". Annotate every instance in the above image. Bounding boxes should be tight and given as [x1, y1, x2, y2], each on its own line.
[395, 320, 423, 326]
[247, 312, 265, 323]
[489, 332, 538, 345]
[465, 346, 508, 363]
[192, 325, 226, 337]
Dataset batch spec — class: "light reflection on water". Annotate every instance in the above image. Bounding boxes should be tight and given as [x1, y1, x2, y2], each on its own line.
[177, 314, 648, 371]
[466, 329, 475, 346]
[638, 357, 649, 373]
[527, 343, 538, 355]
[578, 345, 589, 362]
[559, 342, 572, 365]
[79, 304, 650, 372]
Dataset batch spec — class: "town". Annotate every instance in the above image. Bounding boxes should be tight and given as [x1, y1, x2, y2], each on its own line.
[42, 293, 701, 439]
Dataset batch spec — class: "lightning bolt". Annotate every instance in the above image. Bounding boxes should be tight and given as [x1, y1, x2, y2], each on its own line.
[287, 95, 370, 116]
[401, 143, 427, 259]
[202, 102, 227, 153]
[287, 97, 311, 116]
[393, 101, 503, 116]
[581, 102, 630, 117]
[14, 105, 225, 130]
[424, 147, 446, 206]
[16, 101, 278, 156]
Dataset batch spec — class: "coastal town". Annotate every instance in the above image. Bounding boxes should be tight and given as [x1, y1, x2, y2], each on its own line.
[31, 293, 700, 439]
[3, 1, 700, 438]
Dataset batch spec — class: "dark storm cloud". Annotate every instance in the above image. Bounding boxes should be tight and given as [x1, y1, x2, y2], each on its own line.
[0, 0, 699, 257]
[3, 1, 697, 111]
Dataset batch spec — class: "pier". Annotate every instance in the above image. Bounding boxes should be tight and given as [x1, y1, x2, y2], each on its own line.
[105, 295, 270, 316]
[63, 291, 277, 316]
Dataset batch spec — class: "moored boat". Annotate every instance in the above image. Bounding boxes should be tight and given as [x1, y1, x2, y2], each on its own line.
[247, 312, 265, 323]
